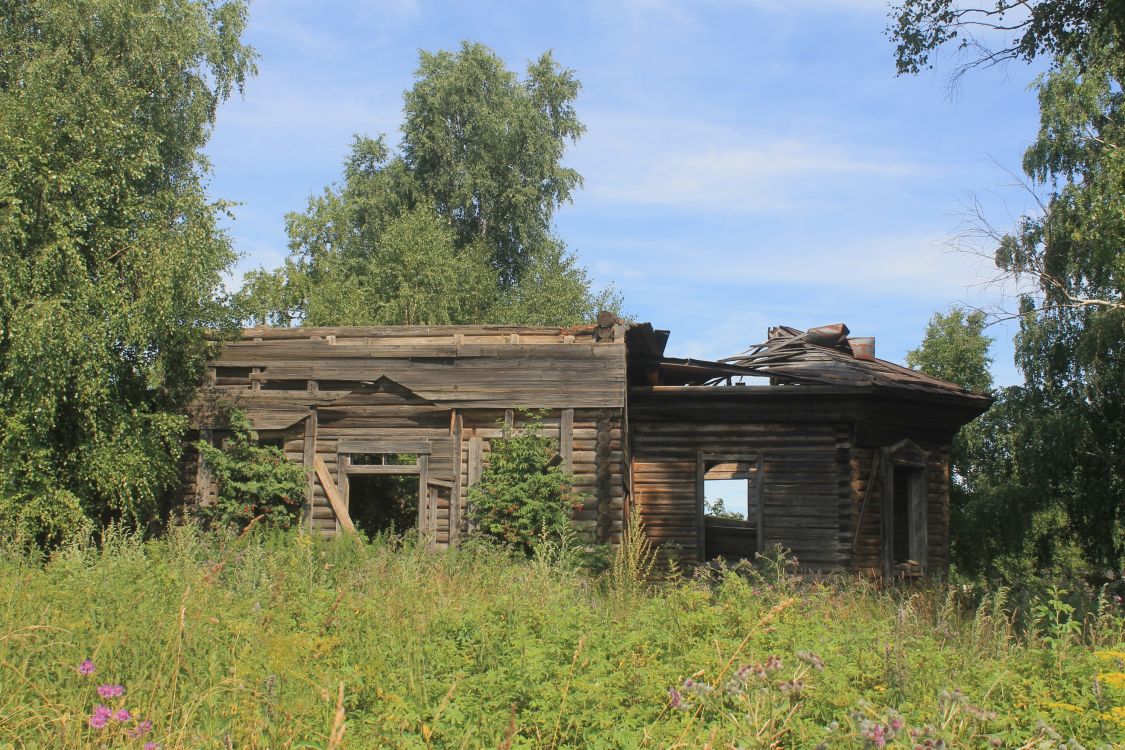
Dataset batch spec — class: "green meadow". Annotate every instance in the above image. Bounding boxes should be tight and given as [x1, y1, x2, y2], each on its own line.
[1, 529, 1122, 749]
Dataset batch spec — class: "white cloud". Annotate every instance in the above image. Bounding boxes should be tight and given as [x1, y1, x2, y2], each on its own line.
[587, 231, 1001, 299]
[571, 114, 921, 214]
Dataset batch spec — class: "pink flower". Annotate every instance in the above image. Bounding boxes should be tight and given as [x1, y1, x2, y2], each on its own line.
[88, 705, 112, 729]
[78, 659, 95, 676]
[129, 719, 154, 738]
[114, 708, 131, 722]
[144, 743, 161, 750]
[96, 684, 124, 699]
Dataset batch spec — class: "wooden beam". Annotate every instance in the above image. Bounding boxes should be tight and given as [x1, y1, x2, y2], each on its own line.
[314, 456, 355, 533]
[559, 408, 574, 472]
[302, 410, 317, 529]
[755, 454, 765, 555]
[466, 436, 483, 534]
[343, 465, 422, 476]
[881, 448, 894, 578]
[696, 450, 706, 562]
[450, 410, 463, 545]
[336, 439, 431, 455]
[417, 455, 430, 537]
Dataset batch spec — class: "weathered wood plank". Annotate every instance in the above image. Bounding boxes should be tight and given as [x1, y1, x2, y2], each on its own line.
[314, 457, 354, 533]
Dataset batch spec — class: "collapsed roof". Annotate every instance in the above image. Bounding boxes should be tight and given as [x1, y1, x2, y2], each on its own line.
[626, 322, 990, 400]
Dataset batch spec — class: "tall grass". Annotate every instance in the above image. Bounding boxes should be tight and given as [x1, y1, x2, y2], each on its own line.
[0, 528, 1122, 748]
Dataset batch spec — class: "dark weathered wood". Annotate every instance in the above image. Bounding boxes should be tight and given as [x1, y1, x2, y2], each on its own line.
[302, 412, 317, 527]
[183, 321, 974, 575]
[417, 454, 430, 536]
[314, 457, 355, 533]
[336, 439, 432, 455]
[450, 409, 463, 544]
[755, 454, 765, 554]
[560, 408, 574, 472]
[343, 465, 422, 476]
[695, 450, 705, 562]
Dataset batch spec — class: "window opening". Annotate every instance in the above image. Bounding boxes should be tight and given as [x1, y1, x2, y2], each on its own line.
[705, 479, 749, 520]
[350, 453, 418, 466]
[701, 458, 761, 562]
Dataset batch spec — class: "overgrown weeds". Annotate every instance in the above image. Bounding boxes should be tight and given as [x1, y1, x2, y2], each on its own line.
[0, 528, 1122, 748]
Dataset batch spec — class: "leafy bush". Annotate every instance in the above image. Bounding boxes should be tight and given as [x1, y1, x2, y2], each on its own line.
[194, 411, 306, 531]
[467, 412, 583, 555]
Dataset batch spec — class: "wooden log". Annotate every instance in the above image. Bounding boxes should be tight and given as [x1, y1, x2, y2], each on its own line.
[314, 457, 355, 533]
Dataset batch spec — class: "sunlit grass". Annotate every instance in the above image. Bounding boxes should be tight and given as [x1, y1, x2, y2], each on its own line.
[0, 527, 1121, 748]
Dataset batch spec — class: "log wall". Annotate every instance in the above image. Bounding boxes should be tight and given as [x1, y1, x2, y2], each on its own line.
[185, 325, 629, 545]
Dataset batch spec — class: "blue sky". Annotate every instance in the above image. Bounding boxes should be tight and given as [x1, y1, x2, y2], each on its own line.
[205, 0, 1047, 386]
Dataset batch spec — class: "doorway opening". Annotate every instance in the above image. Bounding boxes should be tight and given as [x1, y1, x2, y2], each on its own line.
[341, 452, 423, 537]
[890, 465, 924, 566]
[347, 474, 419, 537]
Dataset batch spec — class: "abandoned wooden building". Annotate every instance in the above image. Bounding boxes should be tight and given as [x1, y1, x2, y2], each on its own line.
[185, 316, 990, 575]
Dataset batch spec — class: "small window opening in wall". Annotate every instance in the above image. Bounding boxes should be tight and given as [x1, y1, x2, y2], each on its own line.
[260, 379, 307, 391]
[350, 453, 418, 466]
[214, 366, 252, 386]
[258, 435, 285, 450]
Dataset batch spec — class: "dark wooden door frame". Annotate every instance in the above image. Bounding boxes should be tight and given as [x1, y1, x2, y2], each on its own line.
[879, 440, 928, 577]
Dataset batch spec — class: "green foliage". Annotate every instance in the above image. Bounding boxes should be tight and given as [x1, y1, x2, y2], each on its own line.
[705, 497, 746, 520]
[907, 307, 994, 394]
[239, 42, 620, 329]
[894, 3, 1125, 577]
[1, 530, 1123, 747]
[888, 0, 1125, 75]
[194, 411, 306, 532]
[467, 413, 583, 555]
[0, 0, 255, 546]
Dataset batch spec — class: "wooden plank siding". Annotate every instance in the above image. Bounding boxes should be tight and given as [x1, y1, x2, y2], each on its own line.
[179, 323, 971, 575]
[186, 325, 630, 547]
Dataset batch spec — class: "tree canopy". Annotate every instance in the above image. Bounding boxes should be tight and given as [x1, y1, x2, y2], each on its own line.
[240, 42, 619, 329]
[894, 1, 1125, 575]
[0, 0, 254, 546]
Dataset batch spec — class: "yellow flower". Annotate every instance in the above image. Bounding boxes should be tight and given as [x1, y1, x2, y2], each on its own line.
[1041, 701, 1084, 714]
[1097, 672, 1125, 689]
[1101, 706, 1125, 727]
[1096, 649, 1125, 663]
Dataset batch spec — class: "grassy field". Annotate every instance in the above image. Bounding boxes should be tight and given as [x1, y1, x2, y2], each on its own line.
[0, 528, 1122, 749]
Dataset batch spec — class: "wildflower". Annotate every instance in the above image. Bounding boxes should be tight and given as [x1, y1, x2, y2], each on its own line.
[668, 687, 685, 710]
[144, 743, 161, 750]
[97, 684, 124, 699]
[796, 650, 825, 671]
[777, 678, 804, 697]
[129, 719, 155, 738]
[89, 705, 112, 729]
[114, 708, 131, 722]
[764, 655, 782, 672]
[1097, 671, 1125, 689]
[78, 659, 95, 676]
[681, 678, 713, 696]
